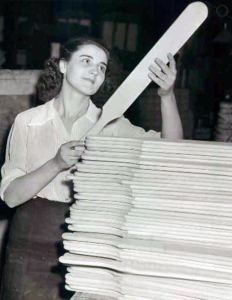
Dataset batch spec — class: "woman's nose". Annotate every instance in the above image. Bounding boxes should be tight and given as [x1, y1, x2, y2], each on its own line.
[90, 66, 98, 75]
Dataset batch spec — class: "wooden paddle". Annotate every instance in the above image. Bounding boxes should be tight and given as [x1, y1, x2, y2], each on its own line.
[81, 2, 208, 138]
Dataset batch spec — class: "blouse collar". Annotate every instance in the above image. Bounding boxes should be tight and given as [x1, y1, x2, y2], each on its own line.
[28, 98, 101, 126]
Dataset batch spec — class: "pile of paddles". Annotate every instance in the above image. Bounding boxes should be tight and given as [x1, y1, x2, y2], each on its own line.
[60, 136, 232, 300]
[215, 101, 232, 142]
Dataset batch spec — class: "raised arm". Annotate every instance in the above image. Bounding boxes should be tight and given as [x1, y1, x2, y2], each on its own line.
[148, 53, 183, 139]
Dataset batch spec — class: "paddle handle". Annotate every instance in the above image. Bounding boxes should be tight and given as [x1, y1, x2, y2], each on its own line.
[86, 107, 111, 137]
[79, 108, 109, 140]
[84, 109, 110, 137]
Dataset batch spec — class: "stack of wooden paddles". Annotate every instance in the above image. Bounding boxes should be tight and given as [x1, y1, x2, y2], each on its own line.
[215, 102, 232, 142]
[60, 136, 232, 300]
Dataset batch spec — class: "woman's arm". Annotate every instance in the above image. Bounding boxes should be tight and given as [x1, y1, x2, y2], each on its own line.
[148, 53, 183, 139]
[4, 141, 84, 208]
[159, 91, 183, 139]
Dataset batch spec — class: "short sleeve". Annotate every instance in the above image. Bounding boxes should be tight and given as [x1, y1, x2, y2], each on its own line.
[0, 114, 28, 201]
[100, 116, 161, 138]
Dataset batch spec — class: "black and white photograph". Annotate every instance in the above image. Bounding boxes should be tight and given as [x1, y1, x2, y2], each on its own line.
[0, 0, 232, 299]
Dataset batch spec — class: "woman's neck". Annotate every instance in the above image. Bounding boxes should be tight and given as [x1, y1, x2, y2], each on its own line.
[54, 88, 90, 120]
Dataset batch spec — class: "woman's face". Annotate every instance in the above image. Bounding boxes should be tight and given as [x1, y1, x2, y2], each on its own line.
[60, 44, 108, 96]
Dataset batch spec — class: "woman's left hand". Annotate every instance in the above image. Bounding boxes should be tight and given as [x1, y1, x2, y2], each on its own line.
[148, 53, 177, 97]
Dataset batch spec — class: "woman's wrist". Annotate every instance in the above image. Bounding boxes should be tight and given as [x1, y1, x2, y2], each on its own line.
[160, 91, 177, 109]
[49, 158, 63, 174]
[158, 88, 175, 100]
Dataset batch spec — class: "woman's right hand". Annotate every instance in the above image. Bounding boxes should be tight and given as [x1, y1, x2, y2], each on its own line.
[53, 141, 85, 171]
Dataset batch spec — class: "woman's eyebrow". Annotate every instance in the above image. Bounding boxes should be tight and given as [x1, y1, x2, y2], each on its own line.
[80, 55, 107, 66]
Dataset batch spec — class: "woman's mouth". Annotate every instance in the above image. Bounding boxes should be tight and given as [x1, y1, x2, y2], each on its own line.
[83, 78, 95, 84]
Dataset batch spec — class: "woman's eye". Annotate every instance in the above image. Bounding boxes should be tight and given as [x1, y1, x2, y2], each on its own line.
[83, 58, 90, 63]
[99, 65, 106, 73]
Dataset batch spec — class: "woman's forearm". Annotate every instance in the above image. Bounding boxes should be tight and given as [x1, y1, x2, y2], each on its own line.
[160, 92, 183, 139]
[4, 159, 61, 208]
[4, 140, 84, 208]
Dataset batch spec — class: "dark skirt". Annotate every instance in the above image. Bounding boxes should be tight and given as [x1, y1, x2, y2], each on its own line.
[0, 197, 75, 300]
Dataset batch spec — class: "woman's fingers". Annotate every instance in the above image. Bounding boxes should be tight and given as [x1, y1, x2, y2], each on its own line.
[74, 146, 85, 151]
[154, 58, 171, 75]
[149, 54, 176, 77]
[56, 141, 85, 170]
[148, 72, 165, 89]
[148, 54, 177, 95]
[64, 141, 85, 155]
[167, 53, 177, 74]
[149, 65, 166, 82]
[65, 140, 82, 149]
[68, 149, 85, 158]
[54, 140, 86, 171]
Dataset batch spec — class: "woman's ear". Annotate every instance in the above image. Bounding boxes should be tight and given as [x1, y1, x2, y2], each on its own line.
[59, 59, 67, 74]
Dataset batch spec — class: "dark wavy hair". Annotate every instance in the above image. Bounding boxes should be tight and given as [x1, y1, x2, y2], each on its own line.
[37, 37, 113, 102]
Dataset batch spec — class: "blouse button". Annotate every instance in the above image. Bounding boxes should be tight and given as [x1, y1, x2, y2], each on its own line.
[65, 198, 70, 202]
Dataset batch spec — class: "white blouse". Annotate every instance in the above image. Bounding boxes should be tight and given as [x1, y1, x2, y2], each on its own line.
[0, 99, 160, 202]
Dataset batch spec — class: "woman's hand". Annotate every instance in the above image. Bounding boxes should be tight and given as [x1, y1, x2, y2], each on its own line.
[53, 141, 85, 171]
[148, 53, 177, 97]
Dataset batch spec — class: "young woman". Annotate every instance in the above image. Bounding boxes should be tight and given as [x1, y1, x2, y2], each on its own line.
[0, 37, 183, 300]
